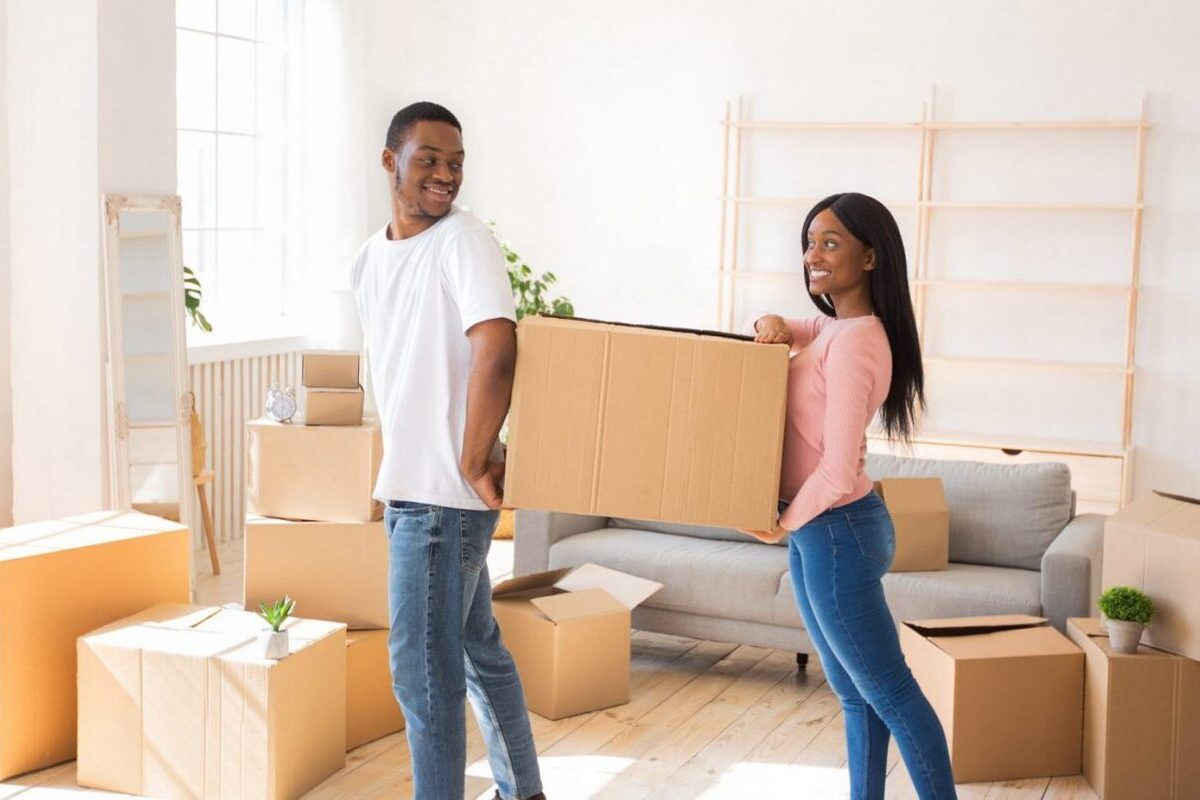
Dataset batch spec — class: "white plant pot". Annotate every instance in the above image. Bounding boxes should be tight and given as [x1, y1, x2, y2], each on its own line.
[1106, 620, 1144, 654]
[258, 629, 290, 660]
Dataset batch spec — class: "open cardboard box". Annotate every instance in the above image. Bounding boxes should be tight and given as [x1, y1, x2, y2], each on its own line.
[1067, 617, 1200, 799]
[505, 315, 788, 531]
[77, 604, 347, 800]
[492, 563, 662, 719]
[899, 614, 1084, 784]
[1102, 490, 1200, 661]
[874, 477, 949, 572]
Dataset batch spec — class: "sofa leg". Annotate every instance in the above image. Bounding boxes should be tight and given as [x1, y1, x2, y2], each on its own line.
[796, 652, 809, 672]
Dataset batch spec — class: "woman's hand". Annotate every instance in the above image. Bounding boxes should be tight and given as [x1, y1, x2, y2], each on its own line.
[753, 315, 793, 346]
[738, 518, 788, 544]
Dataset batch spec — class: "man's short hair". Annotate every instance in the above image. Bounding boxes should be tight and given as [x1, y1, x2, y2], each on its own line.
[385, 102, 462, 152]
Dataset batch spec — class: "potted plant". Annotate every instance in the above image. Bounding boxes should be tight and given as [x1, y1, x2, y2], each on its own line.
[1098, 586, 1155, 654]
[257, 595, 295, 659]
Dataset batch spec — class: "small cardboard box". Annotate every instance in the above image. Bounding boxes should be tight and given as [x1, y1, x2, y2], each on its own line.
[303, 350, 361, 389]
[1102, 490, 1200, 661]
[244, 515, 388, 630]
[505, 316, 788, 531]
[492, 563, 663, 719]
[1066, 617, 1200, 799]
[78, 604, 347, 800]
[303, 386, 364, 427]
[899, 615, 1084, 784]
[346, 630, 405, 750]
[246, 417, 383, 523]
[0, 511, 190, 779]
[874, 478, 950, 572]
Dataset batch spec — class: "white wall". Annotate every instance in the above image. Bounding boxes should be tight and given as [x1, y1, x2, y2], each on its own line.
[0, 0, 12, 527]
[7, 0, 175, 522]
[362, 0, 1200, 500]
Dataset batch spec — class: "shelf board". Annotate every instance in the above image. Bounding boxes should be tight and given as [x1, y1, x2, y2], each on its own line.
[124, 353, 173, 364]
[128, 420, 177, 429]
[723, 196, 920, 209]
[924, 200, 1140, 211]
[722, 121, 923, 131]
[871, 428, 1128, 458]
[926, 120, 1145, 131]
[914, 278, 1131, 293]
[122, 291, 171, 301]
[924, 355, 1130, 374]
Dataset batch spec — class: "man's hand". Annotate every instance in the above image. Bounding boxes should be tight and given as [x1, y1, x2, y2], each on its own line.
[738, 519, 788, 544]
[753, 314, 793, 346]
[464, 460, 505, 510]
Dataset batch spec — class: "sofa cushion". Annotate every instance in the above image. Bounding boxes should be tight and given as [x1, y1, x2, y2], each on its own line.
[548, 528, 800, 627]
[867, 453, 1072, 570]
[609, 516, 781, 545]
[881, 563, 1042, 622]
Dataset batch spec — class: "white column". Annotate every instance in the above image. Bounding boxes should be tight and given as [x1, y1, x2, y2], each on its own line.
[0, 0, 12, 527]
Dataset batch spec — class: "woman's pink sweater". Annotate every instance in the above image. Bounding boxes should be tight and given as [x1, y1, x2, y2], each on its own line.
[776, 315, 892, 531]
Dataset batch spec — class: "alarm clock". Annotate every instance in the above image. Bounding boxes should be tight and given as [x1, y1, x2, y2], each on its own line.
[265, 385, 297, 423]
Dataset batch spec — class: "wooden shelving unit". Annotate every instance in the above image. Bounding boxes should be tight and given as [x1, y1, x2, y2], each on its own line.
[716, 95, 1149, 513]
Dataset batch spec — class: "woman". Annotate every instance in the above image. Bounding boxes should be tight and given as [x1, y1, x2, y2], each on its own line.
[743, 193, 957, 799]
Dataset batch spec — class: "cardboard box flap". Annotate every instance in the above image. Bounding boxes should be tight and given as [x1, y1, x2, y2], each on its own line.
[530, 587, 628, 623]
[876, 478, 947, 512]
[492, 568, 574, 599]
[905, 615, 1047, 638]
[1110, 491, 1200, 538]
[935, 625, 1080, 660]
[533, 313, 754, 343]
[552, 563, 663, 610]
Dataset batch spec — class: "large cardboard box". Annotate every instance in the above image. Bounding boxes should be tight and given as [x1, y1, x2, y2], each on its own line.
[1066, 618, 1200, 799]
[346, 630, 405, 750]
[492, 564, 662, 719]
[78, 604, 346, 800]
[303, 350, 361, 389]
[1102, 491, 1200, 661]
[303, 385, 365, 427]
[505, 316, 788, 531]
[899, 615, 1084, 784]
[246, 417, 383, 523]
[874, 478, 950, 572]
[0, 511, 189, 779]
[244, 514, 388, 630]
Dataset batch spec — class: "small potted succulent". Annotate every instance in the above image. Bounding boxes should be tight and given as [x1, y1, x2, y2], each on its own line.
[1098, 586, 1155, 654]
[257, 595, 295, 659]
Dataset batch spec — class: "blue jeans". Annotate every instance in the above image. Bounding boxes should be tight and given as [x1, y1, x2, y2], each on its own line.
[384, 501, 542, 800]
[786, 493, 957, 800]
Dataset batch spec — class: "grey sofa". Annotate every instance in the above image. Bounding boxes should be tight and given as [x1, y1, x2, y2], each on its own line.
[513, 453, 1106, 655]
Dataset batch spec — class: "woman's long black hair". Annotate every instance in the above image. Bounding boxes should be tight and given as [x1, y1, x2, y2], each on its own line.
[802, 192, 924, 442]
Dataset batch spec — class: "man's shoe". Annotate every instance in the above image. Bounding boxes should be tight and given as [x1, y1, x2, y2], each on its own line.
[492, 794, 546, 800]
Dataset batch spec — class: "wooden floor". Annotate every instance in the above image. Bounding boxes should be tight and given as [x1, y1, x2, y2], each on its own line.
[6, 540, 1099, 800]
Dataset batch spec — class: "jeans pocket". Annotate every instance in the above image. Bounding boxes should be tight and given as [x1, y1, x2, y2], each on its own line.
[384, 503, 439, 539]
[459, 510, 498, 575]
[847, 512, 896, 568]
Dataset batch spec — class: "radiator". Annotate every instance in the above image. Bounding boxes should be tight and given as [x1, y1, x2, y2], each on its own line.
[186, 351, 302, 549]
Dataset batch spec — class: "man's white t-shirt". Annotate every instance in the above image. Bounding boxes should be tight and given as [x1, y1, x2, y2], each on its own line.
[349, 207, 515, 510]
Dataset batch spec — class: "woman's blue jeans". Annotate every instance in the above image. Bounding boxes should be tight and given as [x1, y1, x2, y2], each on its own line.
[786, 492, 958, 799]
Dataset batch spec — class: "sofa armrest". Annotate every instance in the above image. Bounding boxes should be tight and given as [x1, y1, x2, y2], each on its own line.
[1040, 513, 1106, 631]
[512, 509, 609, 576]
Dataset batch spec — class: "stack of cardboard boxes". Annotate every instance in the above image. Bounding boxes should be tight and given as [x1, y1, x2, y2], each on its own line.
[245, 351, 405, 753]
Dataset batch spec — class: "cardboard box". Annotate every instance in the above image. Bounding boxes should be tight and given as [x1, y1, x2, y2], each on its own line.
[303, 385, 365, 427]
[244, 514, 388, 630]
[1066, 617, 1200, 799]
[0, 511, 189, 779]
[492, 563, 662, 719]
[303, 350, 361, 389]
[78, 604, 347, 800]
[1102, 491, 1200, 661]
[505, 316, 788, 530]
[246, 417, 383, 523]
[899, 615, 1084, 784]
[346, 630, 405, 750]
[874, 478, 950, 572]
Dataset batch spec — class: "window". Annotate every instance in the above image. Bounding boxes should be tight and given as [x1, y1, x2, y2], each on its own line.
[176, 0, 288, 334]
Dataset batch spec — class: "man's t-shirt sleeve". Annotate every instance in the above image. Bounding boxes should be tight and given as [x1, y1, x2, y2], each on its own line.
[441, 228, 517, 333]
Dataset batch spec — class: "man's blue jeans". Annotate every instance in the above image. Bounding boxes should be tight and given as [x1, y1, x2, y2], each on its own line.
[786, 493, 958, 800]
[385, 501, 543, 800]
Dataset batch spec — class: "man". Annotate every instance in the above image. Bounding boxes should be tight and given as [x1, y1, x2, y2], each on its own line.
[349, 102, 545, 800]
